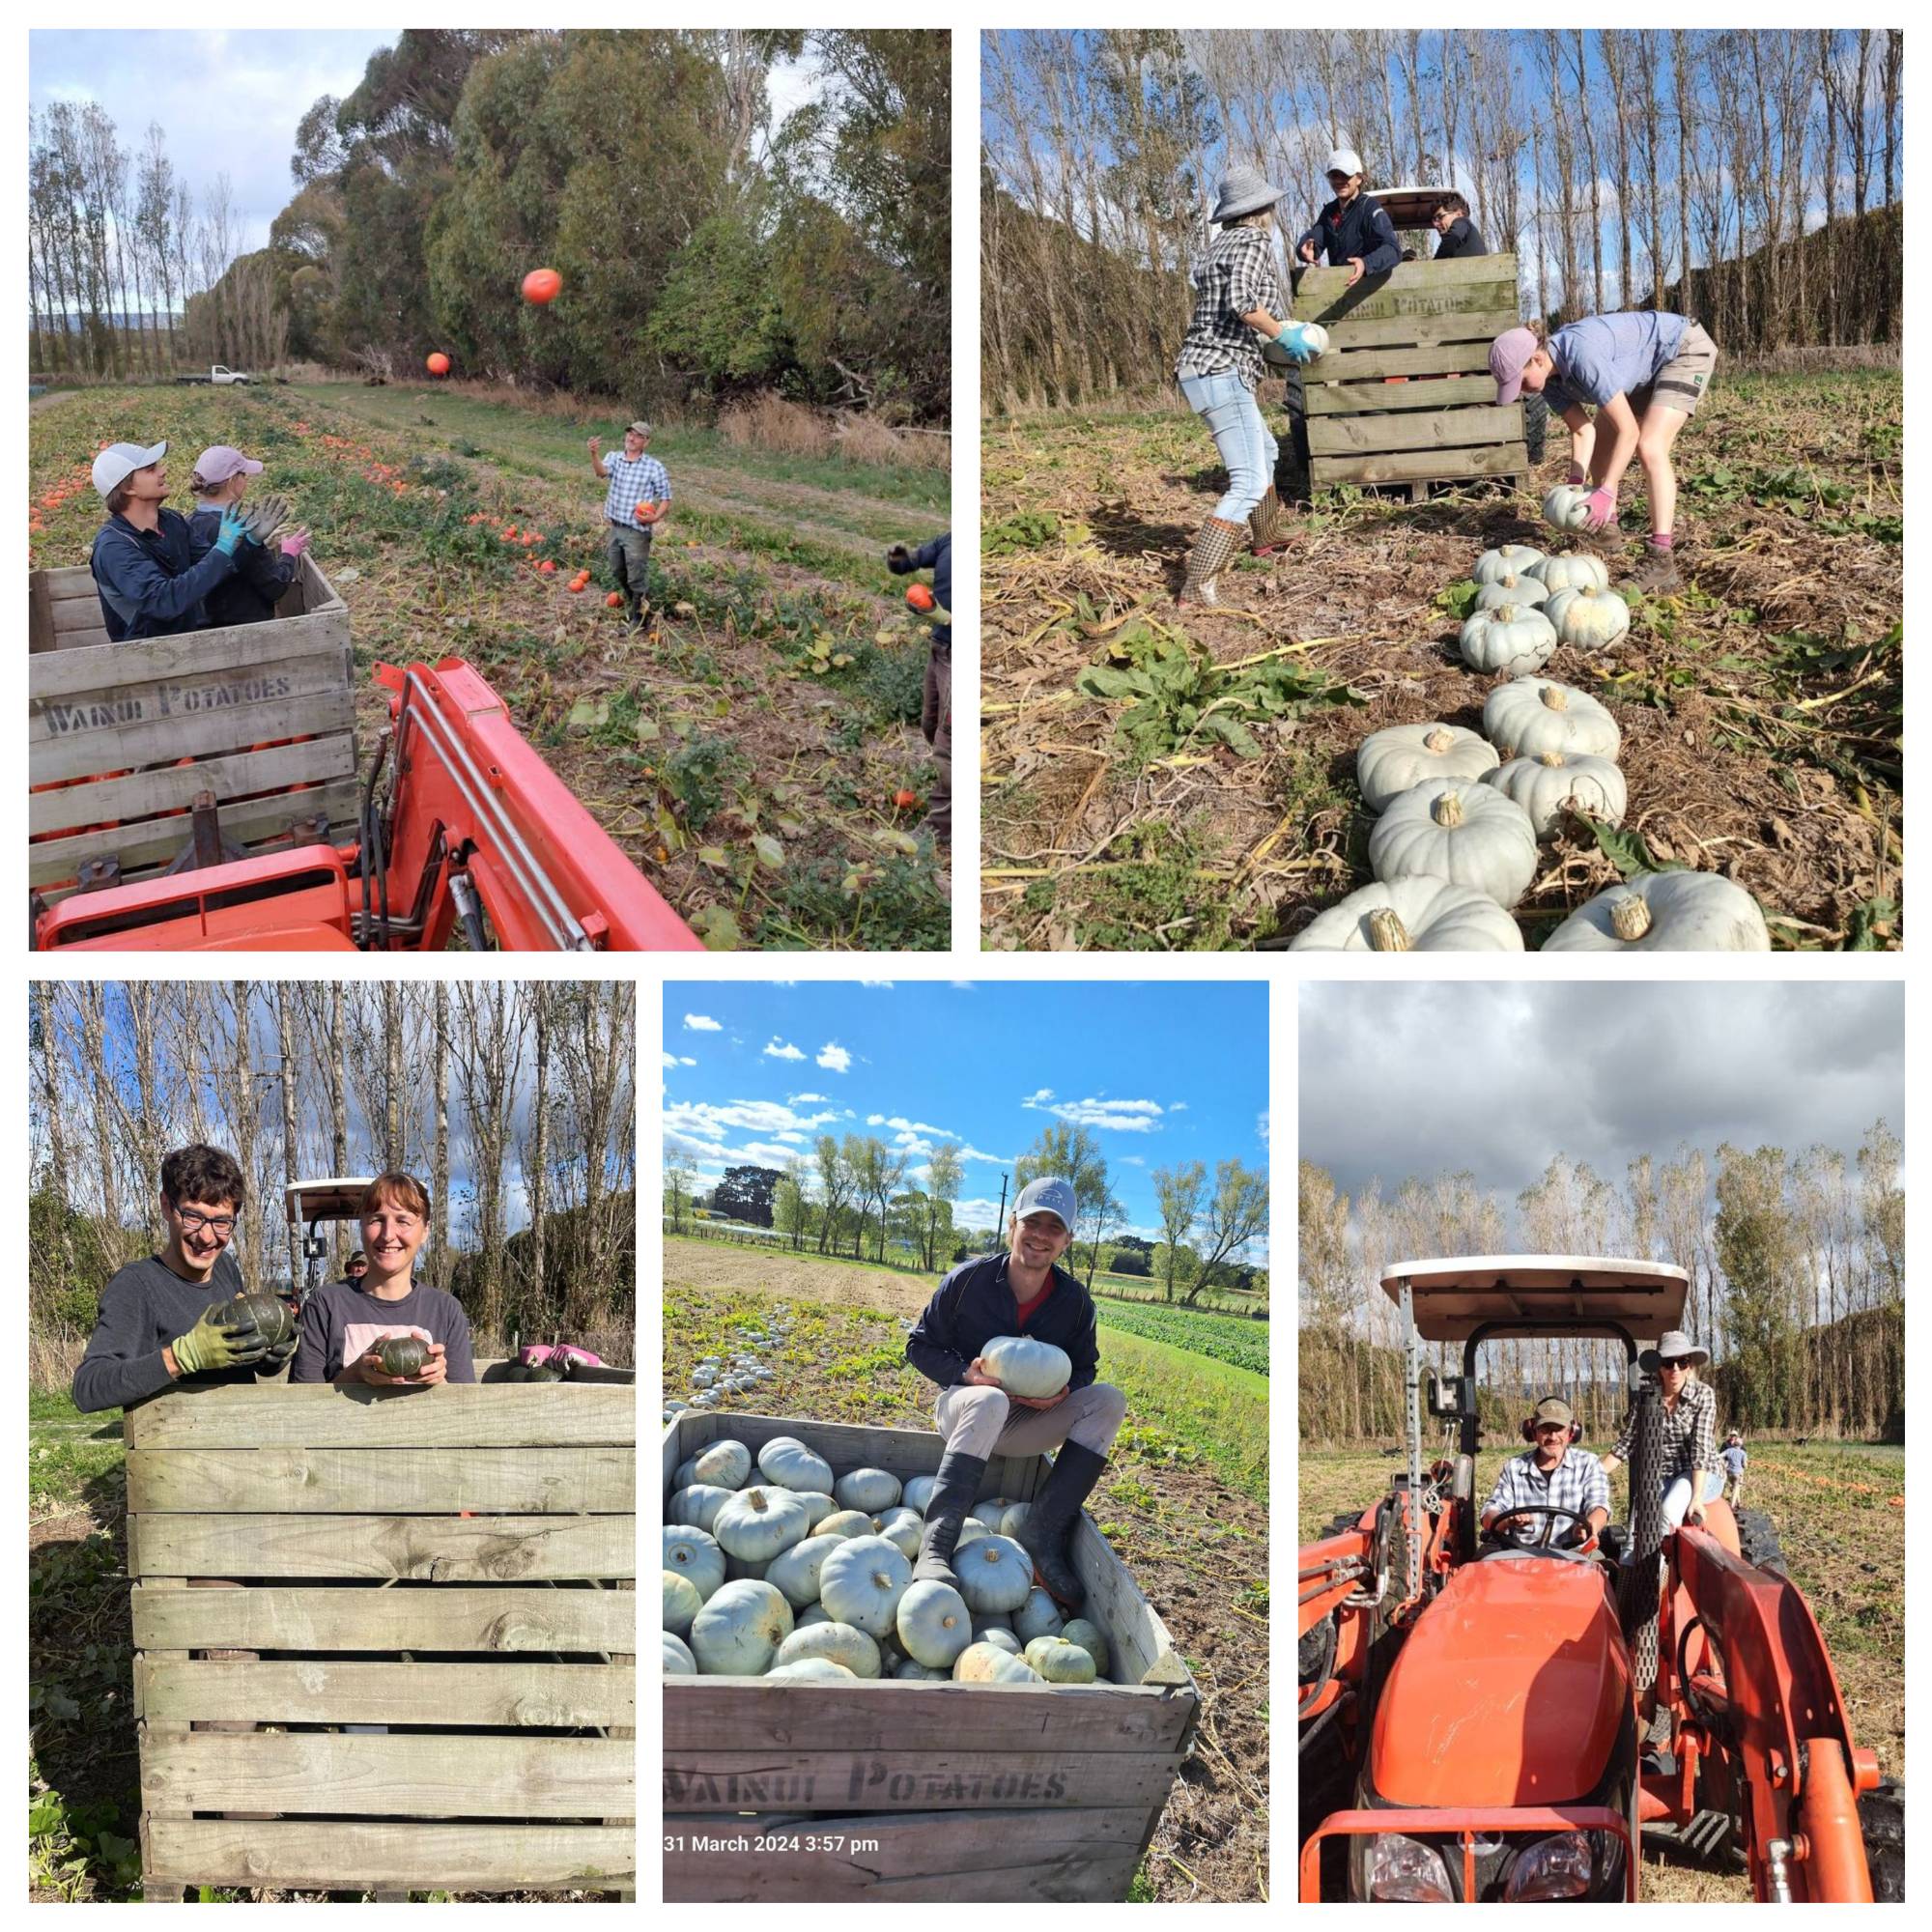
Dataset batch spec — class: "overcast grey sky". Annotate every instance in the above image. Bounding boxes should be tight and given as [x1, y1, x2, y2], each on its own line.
[1300, 980, 1903, 1208]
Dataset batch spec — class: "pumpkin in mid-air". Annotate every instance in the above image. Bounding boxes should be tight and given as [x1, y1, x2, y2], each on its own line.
[522, 267, 562, 304]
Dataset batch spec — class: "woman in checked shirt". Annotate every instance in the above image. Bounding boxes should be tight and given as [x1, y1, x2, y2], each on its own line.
[1600, 1327, 1722, 1530]
[1173, 166, 1318, 606]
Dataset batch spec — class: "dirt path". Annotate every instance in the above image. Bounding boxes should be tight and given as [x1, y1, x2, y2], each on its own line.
[30, 389, 75, 412]
[662, 1239, 929, 1313]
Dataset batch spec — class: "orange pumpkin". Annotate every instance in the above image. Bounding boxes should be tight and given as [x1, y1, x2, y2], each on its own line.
[426, 352, 450, 376]
[522, 267, 562, 304]
[906, 582, 936, 612]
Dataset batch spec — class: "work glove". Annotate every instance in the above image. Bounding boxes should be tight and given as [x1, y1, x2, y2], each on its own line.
[1582, 486, 1619, 532]
[258, 1330, 300, 1372]
[279, 527, 311, 558]
[885, 544, 915, 575]
[236, 493, 292, 545]
[1271, 322, 1316, 366]
[172, 1301, 266, 1377]
[213, 506, 258, 555]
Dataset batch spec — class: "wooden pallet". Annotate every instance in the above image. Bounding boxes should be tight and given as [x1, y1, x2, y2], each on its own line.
[1293, 254, 1529, 494]
[663, 1411, 1200, 1903]
[128, 1382, 636, 1902]
[28, 556, 359, 898]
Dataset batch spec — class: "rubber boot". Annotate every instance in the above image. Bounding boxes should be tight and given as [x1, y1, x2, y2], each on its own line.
[1014, 1440, 1108, 1611]
[911, 1446, 988, 1592]
[1177, 516, 1248, 607]
[1248, 485, 1293, 555]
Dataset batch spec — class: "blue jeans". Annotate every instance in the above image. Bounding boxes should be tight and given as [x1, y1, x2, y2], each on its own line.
[1662, 1470, 1725, 1528]
[1179, 372, 1277, 522]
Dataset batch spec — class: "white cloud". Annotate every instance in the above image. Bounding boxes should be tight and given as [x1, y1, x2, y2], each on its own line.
[763, 1037, 807, 1062]
[1120, 1154, 1146, 1167]
[1258, 1110, 1270, 1143]
[1024, 1093, 1166, 1133]
[683, 1014, 723, 1033]
[664, 1099, 841, 1151]
[661, 1050, 697, 1068]
[950, 980, 976, 990]
[776, 1131, 808, 1144]
[1170, 1101, 1188, 1113]
[861, 980, 895, 988]
[867, 1113, 887, 1126]
[817, 1042, 852, 1073]
[788, 1092, 830, 1104]
[959, 1144, 1012, 1166]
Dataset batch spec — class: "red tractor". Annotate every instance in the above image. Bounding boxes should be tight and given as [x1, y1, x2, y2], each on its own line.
[1299, 1256, 1902, 1902]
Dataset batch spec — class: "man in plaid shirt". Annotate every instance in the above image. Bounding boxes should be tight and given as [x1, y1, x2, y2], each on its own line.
[587, 420, 671, 626]
[1481, 1396, 1611, 1548]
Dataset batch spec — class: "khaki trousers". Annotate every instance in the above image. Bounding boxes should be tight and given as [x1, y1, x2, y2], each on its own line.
[933, 1379, 1127, 1461]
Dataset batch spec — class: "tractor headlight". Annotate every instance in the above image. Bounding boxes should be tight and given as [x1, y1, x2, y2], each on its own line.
[1358, 1833, 1454, 1902]
[1504, 1831, 1595, 1900]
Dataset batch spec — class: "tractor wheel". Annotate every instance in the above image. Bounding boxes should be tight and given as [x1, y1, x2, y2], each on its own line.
[1861, 1777, 1904, 1902]
[1734, 1508, 1788, 1579]
[1522, 391, 1549, 467]
[1318, 1511, 1366, 1541]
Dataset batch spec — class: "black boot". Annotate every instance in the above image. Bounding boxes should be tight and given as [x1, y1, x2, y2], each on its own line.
[1015, 1441, 1108, 1610]
[911, 1446, 987, 1592]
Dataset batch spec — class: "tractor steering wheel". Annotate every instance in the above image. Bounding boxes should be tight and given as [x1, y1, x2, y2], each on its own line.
[1481, 1504, 1599, 1562]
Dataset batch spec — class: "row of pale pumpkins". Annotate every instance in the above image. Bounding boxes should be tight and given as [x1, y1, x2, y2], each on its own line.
[677, 1316, 792, 1409]
[664, 1430, 1110, 1689]
[1292, 500, 1770, 951]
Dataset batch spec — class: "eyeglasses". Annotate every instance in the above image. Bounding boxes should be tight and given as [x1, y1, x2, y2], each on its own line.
[176, 1209, 236, 1237]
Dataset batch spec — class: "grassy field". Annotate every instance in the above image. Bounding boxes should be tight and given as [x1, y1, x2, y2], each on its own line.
[30, 381, 950, 949]
[982, 368, 1901, 950]
[1299, 1441, 1905, 1901]
[663, 1242, 1270, 1902]
[1091, 1298, 1269, 1379]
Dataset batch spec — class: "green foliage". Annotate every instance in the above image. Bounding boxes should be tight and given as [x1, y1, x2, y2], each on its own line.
[646, 215, 793, 387]
[1096, 1299, 1268, 1377]
[662, 730, 749, 831]
[1075, 622, 1364, 762]
[29, 1189, 115, 1340]
[1433, 577, 1481, 620]
[983, 509, 1060, 554]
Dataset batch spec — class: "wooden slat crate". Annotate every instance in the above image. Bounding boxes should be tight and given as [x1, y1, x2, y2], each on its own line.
[28, 555, 359, 899]
[1293, 254, 1528, 494]
[128, 1381, 636, 1902]
[663, 1410, 1200, 1903]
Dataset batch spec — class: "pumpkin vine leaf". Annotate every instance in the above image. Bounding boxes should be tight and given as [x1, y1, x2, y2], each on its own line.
[1578, 817, 1683, 879]
[1075, 621, 1363, 763]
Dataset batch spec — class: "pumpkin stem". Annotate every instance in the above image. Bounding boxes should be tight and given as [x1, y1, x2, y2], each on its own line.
[1539, 751, 1565, 767]
[1431, 791, 1466, 829]
[1422, 725, 1455, 753]
[1610, 894, 1654, 942]
[1367, 907, 1410, 951]
[1540, 685, 1569, 710]
[1492, 603, 1517, 623]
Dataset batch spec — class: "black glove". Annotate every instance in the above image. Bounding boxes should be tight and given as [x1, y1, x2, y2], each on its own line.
[885, 544, 914, 575]
[258, 1331, 299, 1372]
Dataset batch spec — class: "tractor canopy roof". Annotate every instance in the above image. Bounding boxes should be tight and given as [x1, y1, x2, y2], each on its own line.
[1364, 184, 1457, 229]
[1379, 1255, 1690, 1342]
[286, 1177, 379, 1226]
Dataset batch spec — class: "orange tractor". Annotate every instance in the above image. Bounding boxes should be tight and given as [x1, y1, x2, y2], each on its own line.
[1299, 1256, 1902, 1902]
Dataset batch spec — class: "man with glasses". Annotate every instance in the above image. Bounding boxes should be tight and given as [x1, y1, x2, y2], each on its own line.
[72, 1144, 298, 1413]
[1480, 1396, 1611, 1548]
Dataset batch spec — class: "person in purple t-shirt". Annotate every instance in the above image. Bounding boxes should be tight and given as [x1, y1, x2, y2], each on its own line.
[1491, 311, 1720, 592]
[290, 1172, 475, 1385]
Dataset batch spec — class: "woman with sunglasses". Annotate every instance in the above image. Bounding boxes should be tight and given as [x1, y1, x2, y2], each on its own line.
[1600, 1327, 1721, 1528]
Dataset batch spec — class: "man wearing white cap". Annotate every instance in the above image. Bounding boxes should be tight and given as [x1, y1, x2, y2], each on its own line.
[187, 446, 311, 627]
[904, 1176, 1127, 1609]
[1294, 149, 1401, 287]
[88, 440, 257, 641]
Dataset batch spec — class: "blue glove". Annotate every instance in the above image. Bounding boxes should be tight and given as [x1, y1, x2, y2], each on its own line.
[214, 505, 257, 555]
[1273, 322, 1316, 366]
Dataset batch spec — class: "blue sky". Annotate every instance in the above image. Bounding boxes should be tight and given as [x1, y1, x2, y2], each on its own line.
[663, 980, 1270, 1238]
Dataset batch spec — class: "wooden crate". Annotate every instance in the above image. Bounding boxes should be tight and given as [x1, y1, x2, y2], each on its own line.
[28, 555, 359, 898]
[663, 1410, 1200, 1903]
[1293, 254, 1528, 493]
[128, 1382, 636, 1901]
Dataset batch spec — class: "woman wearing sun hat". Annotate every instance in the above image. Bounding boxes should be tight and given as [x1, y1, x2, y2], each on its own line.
[1600, 1326, 1722, 1529]
[1491, 310, 1719, 592]
[1172, 165, 1319, 605]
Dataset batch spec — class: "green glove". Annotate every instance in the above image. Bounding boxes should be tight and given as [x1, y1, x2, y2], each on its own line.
[172, 1302, 265, 1377]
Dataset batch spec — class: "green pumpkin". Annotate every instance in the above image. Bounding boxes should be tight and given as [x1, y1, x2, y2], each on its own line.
[219, 1293, 293, 1349]
[376, 1334, 430, 1379]
[524, 1361, 566, 1383]
[497, 1361, 530, 1383]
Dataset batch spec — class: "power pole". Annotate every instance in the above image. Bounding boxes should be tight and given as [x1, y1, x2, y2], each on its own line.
[996, 1173, 1009, 1236]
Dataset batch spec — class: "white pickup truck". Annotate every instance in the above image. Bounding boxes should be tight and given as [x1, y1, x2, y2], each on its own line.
[174, 364, 253, 385]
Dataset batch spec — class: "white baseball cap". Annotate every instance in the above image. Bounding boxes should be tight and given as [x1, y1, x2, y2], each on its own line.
[1013, 1176, 1078, 1231]
[93, 440, 168, 497]
[1326, 149, 1365, 179]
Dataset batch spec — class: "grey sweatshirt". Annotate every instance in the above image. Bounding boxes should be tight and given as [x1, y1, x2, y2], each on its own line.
[291, 1277, 476, 1383]
[71, 1252, 270, 1413]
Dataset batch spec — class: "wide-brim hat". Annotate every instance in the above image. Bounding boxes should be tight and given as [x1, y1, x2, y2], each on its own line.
[1212, 164, 1286, 223]
[1639, 1327, 1710, 1372]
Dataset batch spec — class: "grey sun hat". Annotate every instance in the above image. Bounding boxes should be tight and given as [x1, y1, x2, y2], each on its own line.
[1639, 1328, 1710, 1372]
[1012, 1175, 1078, 1232]
[1211, 165, 1287, 223]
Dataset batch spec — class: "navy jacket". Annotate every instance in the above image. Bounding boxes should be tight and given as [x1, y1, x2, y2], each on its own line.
[908, 530, 951, 613]
[187, 506, 301, 627]
[905, 1251, 1098, 1392]
[89, 508, 238, 642]
[1296, 194, 1401, 275]
[1434, 216, 1489, 260]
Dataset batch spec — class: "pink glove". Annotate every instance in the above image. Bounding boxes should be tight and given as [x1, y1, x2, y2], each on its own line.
[1582, 487, 1618, 531]
[280, 530, 311, 557]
